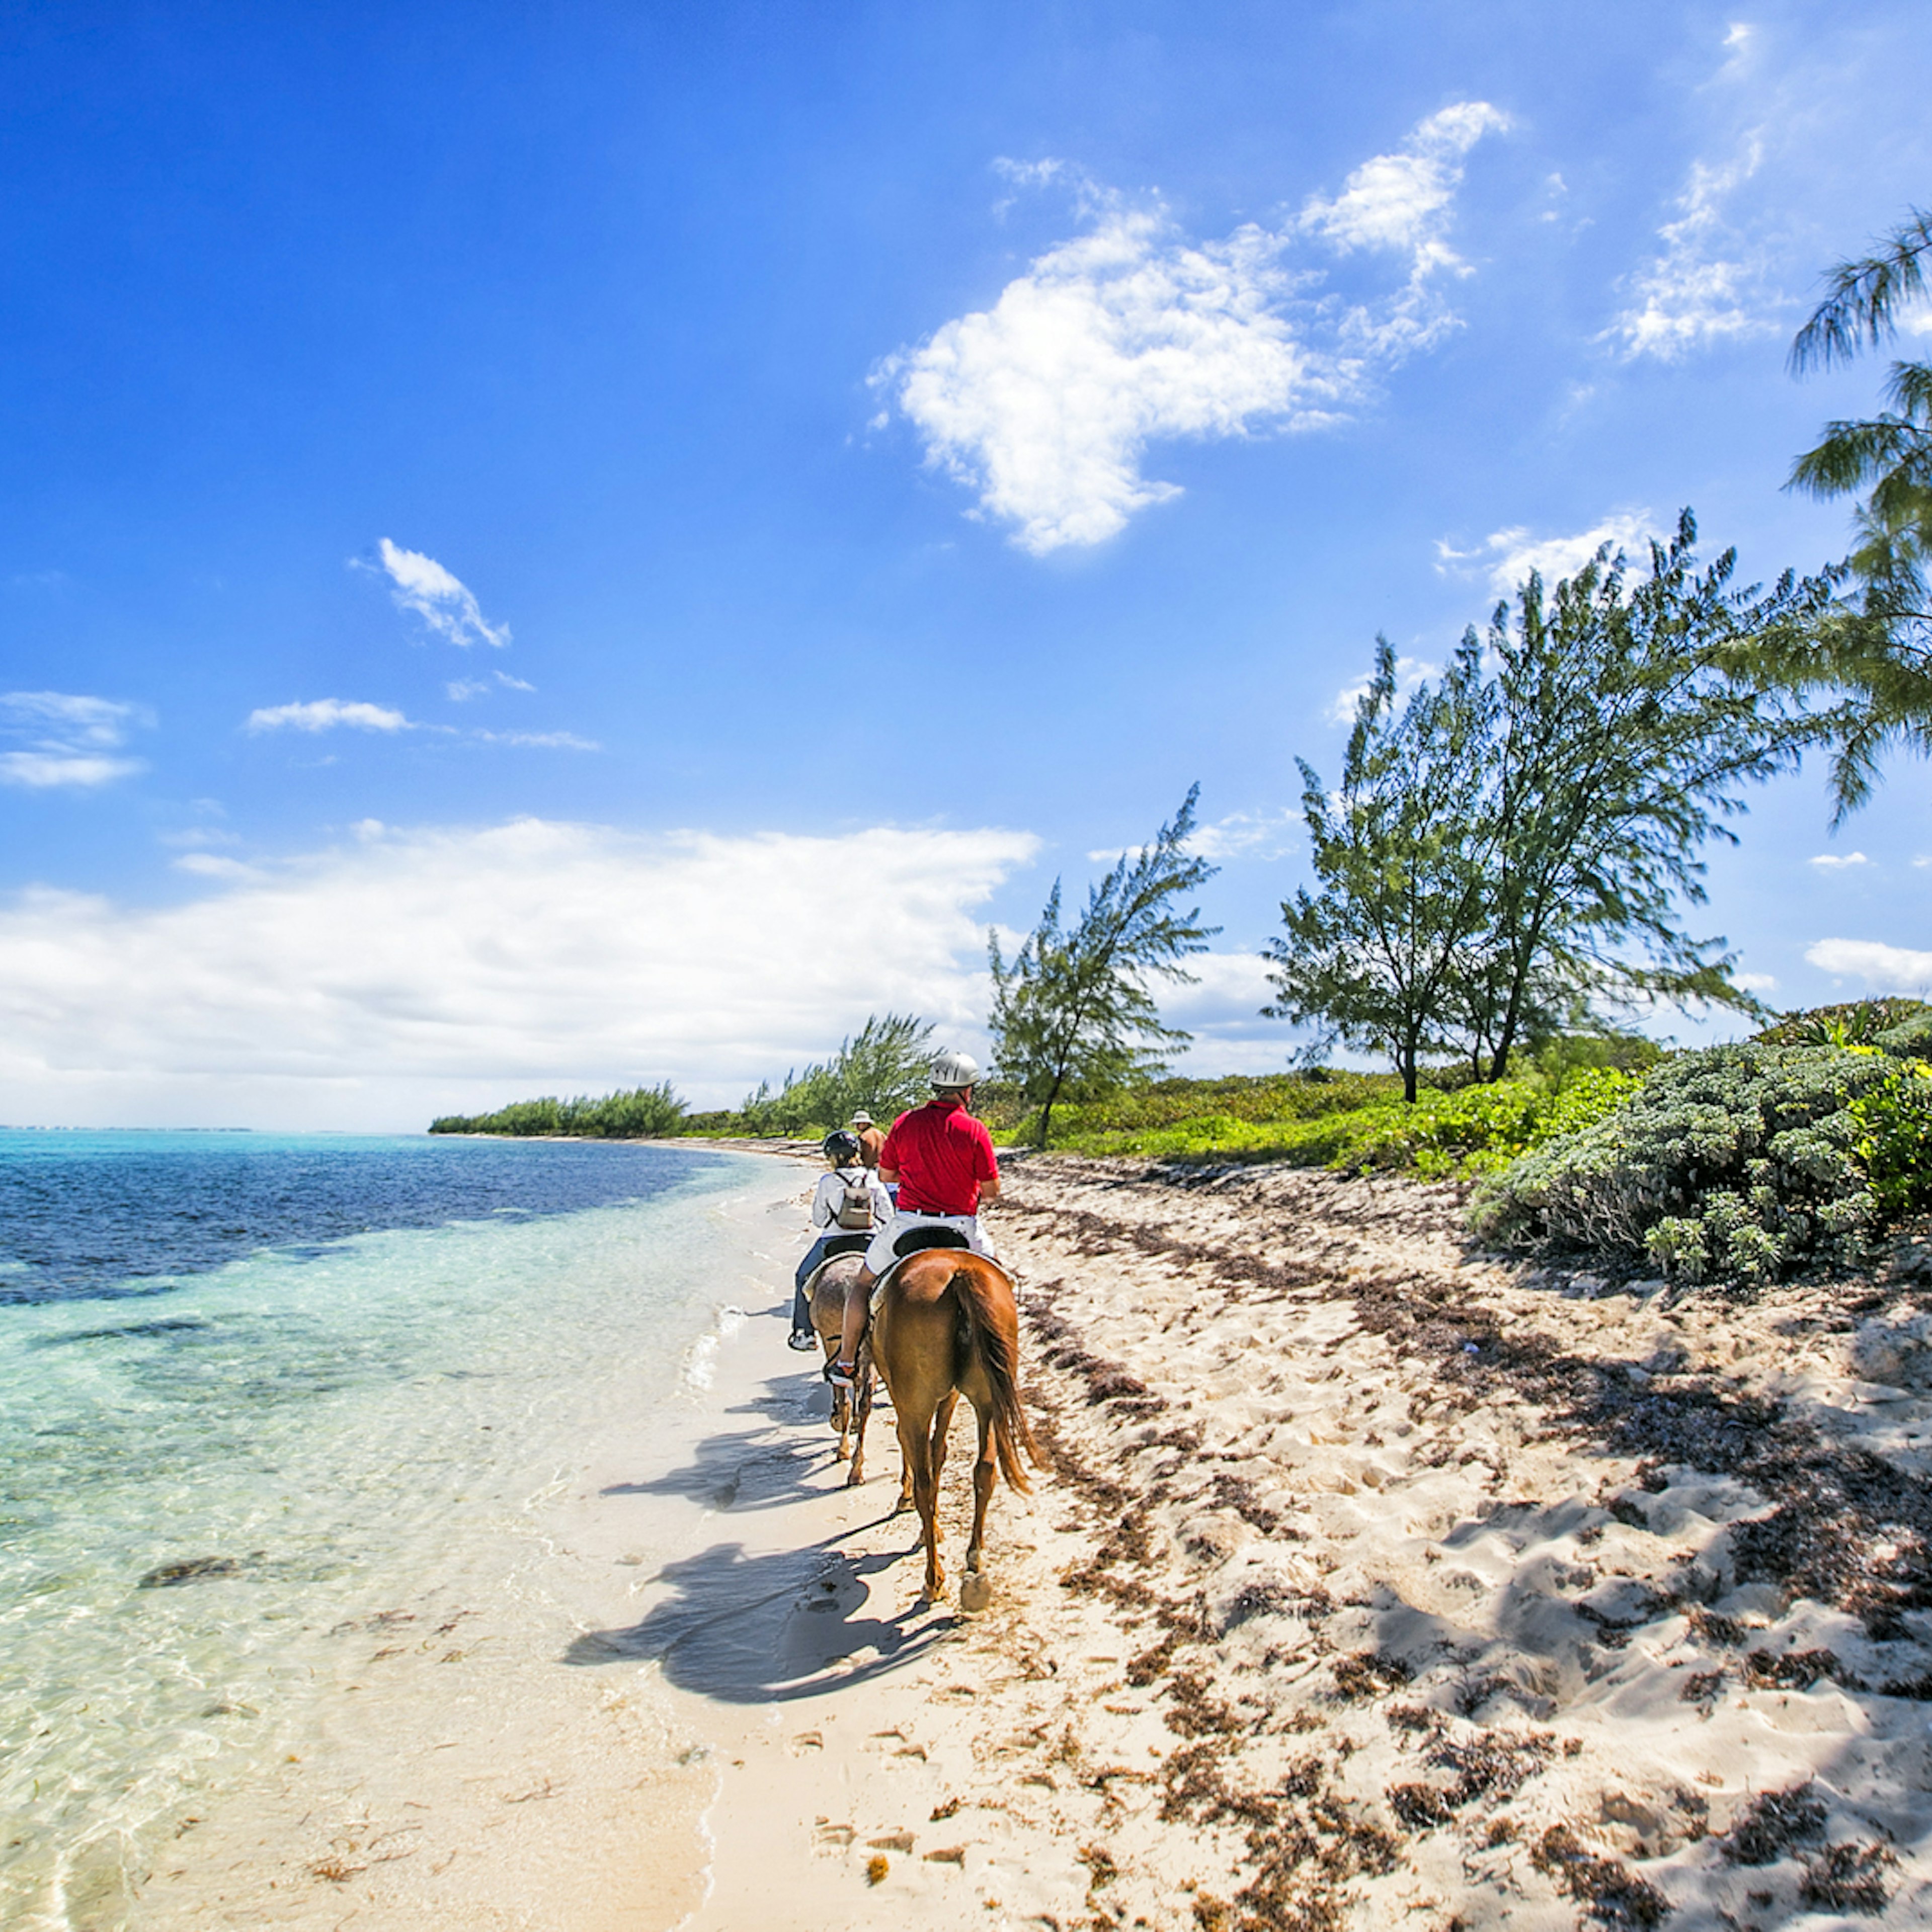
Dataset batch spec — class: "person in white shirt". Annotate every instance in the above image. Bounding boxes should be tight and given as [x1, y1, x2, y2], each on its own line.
[788, 1131, 895, 1351]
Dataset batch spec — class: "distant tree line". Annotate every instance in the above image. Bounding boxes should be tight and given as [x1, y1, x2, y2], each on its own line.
[430, 1081, 687, 1139]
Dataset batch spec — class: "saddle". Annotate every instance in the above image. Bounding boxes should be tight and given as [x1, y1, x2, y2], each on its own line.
[891, 1225, 972, 1258]
[802, 1230, 872, 1306]
[867, 1226, 1012, 1316]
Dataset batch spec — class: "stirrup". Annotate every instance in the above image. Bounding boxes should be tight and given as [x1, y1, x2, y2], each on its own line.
[824, 1357, 857, 1389]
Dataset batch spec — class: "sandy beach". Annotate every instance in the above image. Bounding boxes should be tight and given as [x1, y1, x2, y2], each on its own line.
[134, 1149, 1932, 1929]
[655, 1153, 1932, 1930]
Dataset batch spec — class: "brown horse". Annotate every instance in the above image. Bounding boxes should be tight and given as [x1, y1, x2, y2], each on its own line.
[806, 1252, 878, 1486]
[869, 1248, 1036, 1603]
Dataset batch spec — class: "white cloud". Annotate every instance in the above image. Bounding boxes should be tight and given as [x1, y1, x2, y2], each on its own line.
[1325, 654, 1436, 726]
[1436, 510, 1661, 596]
[1300, 102, 1509, 267]
[1806, 937, 1932, 991]
[247, 698, 412, 734]
[876, 105, 1506, 555]
[1185, 808, 1300, 862]
[1808, 851, 1871, 870]
[368, 538, 511, 649]
[1733, 971, 1779, 993]
[470, 730, 600, 751]
[448, 670, 535, 702]
[1156, 952, 1295, 1074]
[0, 690, 150, 788]
[0, 819, 1040, 1129]
[1610, 135, 1777, 360]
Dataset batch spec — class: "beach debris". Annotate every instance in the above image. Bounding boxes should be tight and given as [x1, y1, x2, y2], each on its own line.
[1528, 1824, 1670, 1927]
[1331, 1649, 1412, 1699]
[1799, 1839, 1897, 1912]
[1718, 1782, 1826, 1865]
[864, 1854, 890, 1885]
[137, 1555, 242, 1588]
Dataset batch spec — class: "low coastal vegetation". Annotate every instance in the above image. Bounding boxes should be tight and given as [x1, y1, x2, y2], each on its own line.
[1473, 1006, 1932, 1284]
[429, 1080, 686, 1138]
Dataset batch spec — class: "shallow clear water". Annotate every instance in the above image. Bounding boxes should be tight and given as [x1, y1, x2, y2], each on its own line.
[0, 1131, 769, 1926]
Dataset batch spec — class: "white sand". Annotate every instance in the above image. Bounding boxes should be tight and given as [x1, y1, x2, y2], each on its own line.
[664, 1155, 1932, 1929]
[146, 1151, 1932, 1929]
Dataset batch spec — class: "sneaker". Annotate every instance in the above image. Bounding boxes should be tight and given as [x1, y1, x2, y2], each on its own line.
[787, 1330, 818, 1352]
[824, 1358, 856, 1390]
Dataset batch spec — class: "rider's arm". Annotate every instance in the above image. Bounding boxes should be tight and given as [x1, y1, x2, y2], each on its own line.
[879, 1163, 900, 1184]
[980, 1175, 1001, 1202]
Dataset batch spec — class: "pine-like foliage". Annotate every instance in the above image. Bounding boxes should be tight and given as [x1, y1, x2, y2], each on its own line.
[1265, 634, 1495, 1102]
[1269, 516, 1812, 1095]
[989, 786, 1220, 1147]
[737, 1012, 935, 1136]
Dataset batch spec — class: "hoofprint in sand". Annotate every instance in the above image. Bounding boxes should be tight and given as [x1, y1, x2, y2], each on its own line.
[659, 1155, 1932, 1931]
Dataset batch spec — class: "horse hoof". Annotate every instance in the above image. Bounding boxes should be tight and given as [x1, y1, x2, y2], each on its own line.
[958, 1573, 993, 1613]
[844, 1467, 865, 1489]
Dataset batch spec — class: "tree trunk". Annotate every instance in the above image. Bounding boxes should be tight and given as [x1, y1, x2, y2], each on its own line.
[1401, 1028, 1419, 1104]
[1037, 1069, 1067, 1149]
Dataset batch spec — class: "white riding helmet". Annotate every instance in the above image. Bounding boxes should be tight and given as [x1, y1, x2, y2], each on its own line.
[929, 1048, 981, 1090]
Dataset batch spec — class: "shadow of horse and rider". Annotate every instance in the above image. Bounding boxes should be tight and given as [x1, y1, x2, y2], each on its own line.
[566, 1224, 1037, 1699]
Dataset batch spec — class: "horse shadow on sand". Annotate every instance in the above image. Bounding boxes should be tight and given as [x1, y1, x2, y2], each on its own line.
[562, 1515, 956, 1704]
[565, 1348, 951, 1704]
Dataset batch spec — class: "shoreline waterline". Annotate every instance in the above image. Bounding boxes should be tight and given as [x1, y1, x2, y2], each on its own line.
[1, 1135, 813, 1930]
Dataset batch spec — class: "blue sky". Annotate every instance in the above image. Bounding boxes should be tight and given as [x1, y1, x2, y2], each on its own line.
[2, 0, 1929, 1127]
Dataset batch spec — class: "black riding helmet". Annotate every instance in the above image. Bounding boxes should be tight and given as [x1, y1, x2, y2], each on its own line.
[822, 1129, 862, 1164]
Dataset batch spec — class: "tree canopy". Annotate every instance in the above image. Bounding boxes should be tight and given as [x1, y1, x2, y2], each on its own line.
[1775, 205, 1932, 816]
[738, 1011, 935, 1136]
[1269, 516, 1810, 1096]
[989, 786, 1220, 1145]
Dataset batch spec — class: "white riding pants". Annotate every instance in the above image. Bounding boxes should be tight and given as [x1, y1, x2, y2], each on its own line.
[862, 1209, 997, 1280]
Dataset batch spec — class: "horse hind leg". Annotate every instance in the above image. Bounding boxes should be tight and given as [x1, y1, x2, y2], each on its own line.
[846, 1366, 872, 1488]
[964, 1399, 996, 1575]
[893, 1402, 944, 1599]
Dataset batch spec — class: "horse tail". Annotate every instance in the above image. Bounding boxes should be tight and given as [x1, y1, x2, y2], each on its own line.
[948, 1264, 1037, 1494]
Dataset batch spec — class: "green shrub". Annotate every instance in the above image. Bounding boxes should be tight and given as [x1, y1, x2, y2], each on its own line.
[1469, 1043, 1930, 1283]
[1848, 1056, 1932, 1218]
[994, 1066, 1636, 1176]
[1751, 998, 1932, 1051]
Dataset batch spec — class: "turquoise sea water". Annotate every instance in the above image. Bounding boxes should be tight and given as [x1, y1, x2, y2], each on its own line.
[0, 1131, 770, 1927]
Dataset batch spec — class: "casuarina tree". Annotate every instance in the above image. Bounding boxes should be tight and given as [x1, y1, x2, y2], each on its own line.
[989, 786, 1220, 1147]
[1270, 517, 1812, 1093]
[1265, 634, 1497, 1102]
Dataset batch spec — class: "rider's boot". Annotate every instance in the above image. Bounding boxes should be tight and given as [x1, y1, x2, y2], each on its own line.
[826, 1266, 874, 1388]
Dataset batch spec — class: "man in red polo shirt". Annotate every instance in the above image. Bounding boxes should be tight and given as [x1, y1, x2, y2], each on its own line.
[826, 1049, 1001, 1388]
